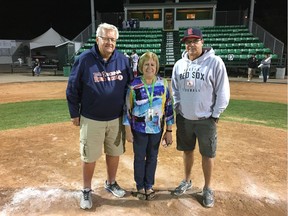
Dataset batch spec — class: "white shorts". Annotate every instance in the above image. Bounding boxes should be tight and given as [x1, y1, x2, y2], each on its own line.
[132, 63, 138, 71]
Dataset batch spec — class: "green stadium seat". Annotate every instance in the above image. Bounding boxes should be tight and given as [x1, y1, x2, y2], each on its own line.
[72, 25, 276, 72]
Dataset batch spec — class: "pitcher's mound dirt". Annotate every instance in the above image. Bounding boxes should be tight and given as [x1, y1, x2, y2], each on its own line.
[0, 81, 287, 216]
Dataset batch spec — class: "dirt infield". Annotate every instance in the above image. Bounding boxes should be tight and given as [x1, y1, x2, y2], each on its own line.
[0, 81, 287, 216]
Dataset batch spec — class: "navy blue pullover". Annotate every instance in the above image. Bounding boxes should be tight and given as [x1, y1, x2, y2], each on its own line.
[66, 44, 133, 121]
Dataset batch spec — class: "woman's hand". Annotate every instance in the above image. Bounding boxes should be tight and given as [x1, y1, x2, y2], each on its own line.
[125, 126, 133, 143]
[161, 131, 173, 148]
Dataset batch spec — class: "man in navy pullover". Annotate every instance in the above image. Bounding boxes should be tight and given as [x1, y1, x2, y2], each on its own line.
[66, 23, 133, 210]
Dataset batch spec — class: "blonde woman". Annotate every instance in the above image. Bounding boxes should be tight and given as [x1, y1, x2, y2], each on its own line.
[123, 51, 174, 200]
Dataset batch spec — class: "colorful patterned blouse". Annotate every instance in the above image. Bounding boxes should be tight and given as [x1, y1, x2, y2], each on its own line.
[123, 76, 174, 134]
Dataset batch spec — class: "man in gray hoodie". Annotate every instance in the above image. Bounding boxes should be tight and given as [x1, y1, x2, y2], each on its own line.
[171, 27, 230, 208]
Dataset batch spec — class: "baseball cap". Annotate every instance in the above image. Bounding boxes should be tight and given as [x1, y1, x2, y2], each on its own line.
[181, 27, 203, 42]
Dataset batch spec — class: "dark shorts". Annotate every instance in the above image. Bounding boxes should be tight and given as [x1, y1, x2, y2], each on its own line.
[176, 114, 217, 158]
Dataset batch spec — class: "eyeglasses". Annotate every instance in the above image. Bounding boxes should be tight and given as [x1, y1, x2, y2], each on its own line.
[185, 39, 202, 45]
[98, 36, 117, 43]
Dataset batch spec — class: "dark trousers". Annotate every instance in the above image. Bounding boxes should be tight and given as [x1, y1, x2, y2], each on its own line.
[262, 67, 269, 82]
[132, 130, 162, 191]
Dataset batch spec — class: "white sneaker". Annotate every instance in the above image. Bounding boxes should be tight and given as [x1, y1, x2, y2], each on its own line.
[173, 180, 192, 196]
[80, 189, 92, 209]
[104, 181, 126, 198]
[202, 187, 214, 208]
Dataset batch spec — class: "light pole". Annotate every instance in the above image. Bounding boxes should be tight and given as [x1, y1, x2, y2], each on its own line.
[249, 0, 255, 32]
[91, 0, 95, 34]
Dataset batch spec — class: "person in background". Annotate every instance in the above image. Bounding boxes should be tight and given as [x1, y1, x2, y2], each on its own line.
[122, 20, 127, 31]
[123, 51, 174, 200]
[131, 49, 139, 78]
[18, 57, 23, 66]
[33, 58, 41, 76]
[260, 53, 271, 83]
[66, 23, 133, 210]
[247, 53, 258, 81]
[124, 52, 130, 58]
[171, 27, 230, 208]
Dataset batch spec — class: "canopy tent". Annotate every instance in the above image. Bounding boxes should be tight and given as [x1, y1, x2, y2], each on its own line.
[30, 27, 69, 49]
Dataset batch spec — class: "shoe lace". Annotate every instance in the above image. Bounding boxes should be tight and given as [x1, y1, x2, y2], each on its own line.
[203, 189, 213, 200]
[176, 181, 187, 190]
[83, 190, 91, 200]
[111, 182, 121, 191]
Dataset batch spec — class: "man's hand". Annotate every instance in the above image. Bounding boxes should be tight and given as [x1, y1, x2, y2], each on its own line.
[71, 117, 80, 126]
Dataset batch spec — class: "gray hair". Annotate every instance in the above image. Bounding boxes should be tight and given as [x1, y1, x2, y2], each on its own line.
[96, 23, 119, 39]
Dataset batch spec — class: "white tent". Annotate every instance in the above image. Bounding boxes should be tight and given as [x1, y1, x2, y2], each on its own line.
[30, 27, 69, 49]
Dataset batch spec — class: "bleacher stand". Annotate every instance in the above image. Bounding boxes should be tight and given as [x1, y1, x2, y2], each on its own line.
[73, 25, 279, 78]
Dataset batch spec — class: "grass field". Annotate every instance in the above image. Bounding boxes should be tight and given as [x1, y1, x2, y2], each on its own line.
[0, 99, 286, 130]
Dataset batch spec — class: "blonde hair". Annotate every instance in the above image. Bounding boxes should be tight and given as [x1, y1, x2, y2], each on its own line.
[138, 51, 159, 74]
[96, 23, 119, 39]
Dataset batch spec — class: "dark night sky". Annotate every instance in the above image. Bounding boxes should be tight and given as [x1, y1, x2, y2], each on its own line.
[0, 0, 286, 45]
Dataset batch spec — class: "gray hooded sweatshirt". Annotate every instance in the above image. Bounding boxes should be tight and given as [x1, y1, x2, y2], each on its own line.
[171, 48, 230, 120]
